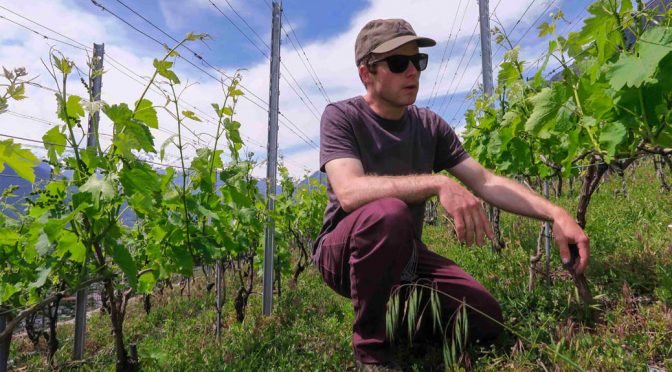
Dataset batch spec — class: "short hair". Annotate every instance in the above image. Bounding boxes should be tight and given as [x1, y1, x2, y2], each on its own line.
[358, 54, 379, 87]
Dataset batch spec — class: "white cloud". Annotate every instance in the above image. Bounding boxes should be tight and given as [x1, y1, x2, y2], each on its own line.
[0, 0, 569, 179]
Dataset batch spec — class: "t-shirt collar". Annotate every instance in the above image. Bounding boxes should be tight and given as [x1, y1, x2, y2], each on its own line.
[357, 95, 408, 127]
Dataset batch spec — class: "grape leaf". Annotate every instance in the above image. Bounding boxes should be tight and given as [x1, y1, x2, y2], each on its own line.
[608, 27, 672, 90]
[42, 126, 67, 164]
[599, 121, 627, 160]
[134, 99, 158, 129]
[0, 139, 39, 183]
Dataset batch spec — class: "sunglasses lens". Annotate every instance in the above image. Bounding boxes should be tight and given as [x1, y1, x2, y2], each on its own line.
[416, 54, 428, 71]
[386, 55, 410, 73]
[382, 54, 428, 73]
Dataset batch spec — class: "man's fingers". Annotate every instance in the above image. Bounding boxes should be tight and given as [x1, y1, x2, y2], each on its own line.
[575, 238, 590, 275]
[462, 210, 475, 246]
[453, 215, 466, 243]
[557, 238, 571, 269]
[471, 208, 486, 246]
[478, 205, 495, 242]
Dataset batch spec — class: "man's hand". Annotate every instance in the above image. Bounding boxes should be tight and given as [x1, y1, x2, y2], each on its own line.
[437, 177, 494, 246]
[551, 209, 590, 275]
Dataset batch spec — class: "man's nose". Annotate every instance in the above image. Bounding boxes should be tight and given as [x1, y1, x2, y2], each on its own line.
[405, 62, 419, 76]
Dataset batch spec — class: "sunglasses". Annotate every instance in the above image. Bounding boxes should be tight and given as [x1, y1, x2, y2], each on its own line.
[371, 53, 429, 73]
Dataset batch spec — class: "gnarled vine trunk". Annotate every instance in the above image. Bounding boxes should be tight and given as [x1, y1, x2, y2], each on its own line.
[45, 294, 63, 366]
[0, 314, 11, 372]
[488, 205, 504, 252]
[234, 255, 255, 323]
[104, 279, 137, 372]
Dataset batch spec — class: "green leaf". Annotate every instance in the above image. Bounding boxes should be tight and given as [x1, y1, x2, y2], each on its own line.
[53, 55, 72, 74]
[34, 231, 51, 256]
[0, 228, 19, 245]
[134, 99, 158, 129]
[8, 83, 26, 100]
[55, 231, 86, 263]
[42, 126, 67, 163]
[137, 270, 157, 294]
[497, 61, 520, 87]
[211, 103, 221, 117]
[120, 164, 161, 197]
[106, 103, 156, 155]
[0, 139, 39, 183]
[655, 126, 672, 147]
[159, 70, 180, 84]
[182, 110, 201, 122]
[105, 103, 133, 124]
[129, 192, 155, 217]
[160, 134, 178, 161]
[116, 125, 155, 155]
[561, 128, 581, 176]
[599, 121, 626, 160]
[171, 245, 193, 276]
[554, 98, 576, 132]
[112, 243, 138, 287]
[573, 1, 623, 63]
[66, 95, 85, 118]
[28, 267, 52, 289]
[153, 59, 180, 84]
[185, 32, 208, 41]
[0, 283, 19, 302]
[525, 87, 568, 137]
[153, 59, 173, 72]
[80, 174, 116, 208]
[608, 27, 672, 90]
[537, 21, 555, 37]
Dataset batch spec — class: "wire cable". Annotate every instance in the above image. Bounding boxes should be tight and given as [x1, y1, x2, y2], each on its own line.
[434, 20, 479, 116]
[427, 0, 466, 107]
[87, 0, 319, 151]
[281, 12, 331, 103]
[208, 0, 323, 123]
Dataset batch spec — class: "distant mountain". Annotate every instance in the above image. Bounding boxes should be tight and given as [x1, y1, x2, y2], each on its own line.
[298, 170, 327, 189]
[0, 162, 55, 217]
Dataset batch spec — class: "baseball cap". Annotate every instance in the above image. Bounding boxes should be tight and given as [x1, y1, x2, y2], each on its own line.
[355, 19, 436, 66]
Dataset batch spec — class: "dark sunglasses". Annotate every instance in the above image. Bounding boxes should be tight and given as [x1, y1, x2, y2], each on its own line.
[371, 53, 428, 73]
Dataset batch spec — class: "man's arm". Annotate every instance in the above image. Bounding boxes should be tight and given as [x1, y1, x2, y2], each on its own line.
[449, 157, 590, 274]
[325, 157, 494, 244]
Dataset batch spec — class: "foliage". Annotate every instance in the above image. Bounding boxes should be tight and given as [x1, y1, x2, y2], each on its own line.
[0, 29, 326, 370]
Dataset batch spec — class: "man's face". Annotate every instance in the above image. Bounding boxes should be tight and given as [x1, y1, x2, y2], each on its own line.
[365, 42, 422, 108]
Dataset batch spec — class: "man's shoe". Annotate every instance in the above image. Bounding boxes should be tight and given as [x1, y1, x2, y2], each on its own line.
[355, 359, 403, 372]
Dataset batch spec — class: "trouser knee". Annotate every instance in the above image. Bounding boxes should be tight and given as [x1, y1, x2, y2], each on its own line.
[353, 197, 415, 257]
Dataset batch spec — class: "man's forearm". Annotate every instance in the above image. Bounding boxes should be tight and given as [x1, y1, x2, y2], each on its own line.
[336, 174, 445, 212]
[476, 174, 564, 222]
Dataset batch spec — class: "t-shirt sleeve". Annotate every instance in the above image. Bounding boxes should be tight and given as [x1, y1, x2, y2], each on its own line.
[433, 113, 470, 172]
[320, 104, 361, 172]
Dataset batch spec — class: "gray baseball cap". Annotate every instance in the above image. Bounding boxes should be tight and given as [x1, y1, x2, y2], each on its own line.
[355, 19, 436, 66]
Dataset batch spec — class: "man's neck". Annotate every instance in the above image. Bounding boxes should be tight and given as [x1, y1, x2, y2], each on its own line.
[362, 94, 406, 120]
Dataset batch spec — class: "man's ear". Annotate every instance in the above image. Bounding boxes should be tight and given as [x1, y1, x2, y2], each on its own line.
[358, 64, 371, 85]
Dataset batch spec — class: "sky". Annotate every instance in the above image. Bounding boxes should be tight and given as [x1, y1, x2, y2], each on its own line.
[0, 0, 594, 179]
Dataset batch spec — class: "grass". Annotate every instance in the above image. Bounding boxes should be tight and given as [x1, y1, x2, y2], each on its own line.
[9, 161, 672, 371]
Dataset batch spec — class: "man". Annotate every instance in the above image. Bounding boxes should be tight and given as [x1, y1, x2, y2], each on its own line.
[313, 19, 590, 369]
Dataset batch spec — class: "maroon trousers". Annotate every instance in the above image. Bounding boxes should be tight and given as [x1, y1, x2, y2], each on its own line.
[315, 198, 503, 364]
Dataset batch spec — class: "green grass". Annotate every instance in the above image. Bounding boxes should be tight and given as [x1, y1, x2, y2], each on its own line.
[9, 161, 672, 370]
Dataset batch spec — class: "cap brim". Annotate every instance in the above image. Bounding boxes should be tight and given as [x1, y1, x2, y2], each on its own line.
[371, 35, 437, 54]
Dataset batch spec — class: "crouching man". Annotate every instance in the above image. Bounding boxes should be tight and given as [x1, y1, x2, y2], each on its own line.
[313, 18, 590, 370]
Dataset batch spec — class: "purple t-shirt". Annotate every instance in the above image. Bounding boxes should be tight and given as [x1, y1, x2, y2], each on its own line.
[315, 96, 469, 254]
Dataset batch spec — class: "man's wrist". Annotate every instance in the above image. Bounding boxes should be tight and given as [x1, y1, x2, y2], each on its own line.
[432, 174, 450, 195]
[549, 206, 570, 223]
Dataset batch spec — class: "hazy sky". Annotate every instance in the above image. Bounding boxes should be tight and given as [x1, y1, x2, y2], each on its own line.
[0, 0, 592, 177]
